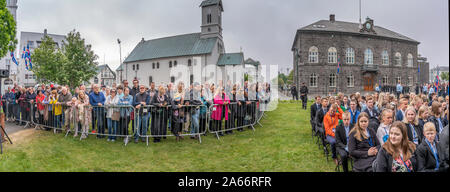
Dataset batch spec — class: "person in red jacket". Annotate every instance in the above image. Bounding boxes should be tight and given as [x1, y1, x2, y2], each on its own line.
[324, 103, 343, 165]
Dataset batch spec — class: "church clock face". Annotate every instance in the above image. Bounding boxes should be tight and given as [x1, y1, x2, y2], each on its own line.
[366, 23, 372, 30]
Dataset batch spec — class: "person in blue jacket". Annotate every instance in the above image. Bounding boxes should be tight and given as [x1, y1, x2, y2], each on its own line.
[89, 84, 106, 138]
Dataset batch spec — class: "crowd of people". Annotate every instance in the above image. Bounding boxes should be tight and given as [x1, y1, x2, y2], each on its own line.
[1, 80, 271, 144]
[310, 90, 449, 172]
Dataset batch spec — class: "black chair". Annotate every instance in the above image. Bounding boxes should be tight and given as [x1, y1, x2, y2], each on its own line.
[319, 125, 330, 161]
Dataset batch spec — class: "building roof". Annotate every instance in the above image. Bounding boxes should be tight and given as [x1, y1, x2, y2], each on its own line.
[217, 53, 244, 66]
[97, 64, 116, 78]
[293, 19, 420, 50]
[116, 64, 123, 71]
[430, 66, 449, 72]
[244, 58, 260, 66]
[124, 33, 218, 63]
[200, 0, 222, 8]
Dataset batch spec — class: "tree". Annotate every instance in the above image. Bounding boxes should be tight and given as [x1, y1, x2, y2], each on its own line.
[0, 1, 17, 57]
[31, 30, 98, 89]
[31, 35, 66, 84]
[441, 72, 449, 81]
[60, 30, 98, 88]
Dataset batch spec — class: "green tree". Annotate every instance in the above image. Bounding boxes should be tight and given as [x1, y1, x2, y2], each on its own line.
[441, 72, 449, 81]
[31, 35, 66, 84]
[31, 30, 98, 89]
[0, 0, 17, 57]
[60, 30, 98, 88]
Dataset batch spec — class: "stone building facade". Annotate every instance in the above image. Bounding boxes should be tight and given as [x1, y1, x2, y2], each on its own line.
[292, 15, 425, 96]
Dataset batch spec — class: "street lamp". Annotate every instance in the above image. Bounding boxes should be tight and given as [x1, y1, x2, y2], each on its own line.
[117, 38, 123, 82]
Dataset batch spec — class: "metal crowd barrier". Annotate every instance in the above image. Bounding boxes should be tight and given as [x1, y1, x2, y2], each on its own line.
[2, 100, 34, 127]
[135, 104, 209, 146]
[31, 103, 135, 145]
[208, 100, 264, 140]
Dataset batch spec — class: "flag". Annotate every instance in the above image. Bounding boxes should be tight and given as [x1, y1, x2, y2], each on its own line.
[28, 59, 33, 70]
[21, 46, 26, 59]
[25, 57, 29, 70]
[10, 51, 19, 65]
[337, 57, 341, 74]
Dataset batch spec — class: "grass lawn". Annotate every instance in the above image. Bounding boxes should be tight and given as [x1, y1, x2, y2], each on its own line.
[0, 101, 337, 172]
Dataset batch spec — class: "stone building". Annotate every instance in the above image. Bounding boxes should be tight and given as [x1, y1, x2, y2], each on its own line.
[292, 14, 425, 96]
[87, 64, 116, 87]
[122, 0, 248, 87]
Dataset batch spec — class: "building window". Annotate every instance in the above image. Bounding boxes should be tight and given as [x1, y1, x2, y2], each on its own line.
[188, 59, 192, 67]
[308, 46, 318, 63]
[383, 75, 389, 85]
[329, 74, 336, 87]
[407, 54, 413, 67]
[395, 52, 402, 66]
[136, 64, 139, 70]
[174, 60, 177, 67]
[396, 76, 401, 84]
[169, 61, 172, 68]
[347, 74, 354, 87]
[149, 76, 153, 84]
[152, 63, 155, 69]
[157, 62, 160, 69]
[132, 64, 135, 71]
[346, 48, 354, 64]
[364, 48, 373, 65]
[382, 50, 389, 65]
[310, 73, 318, 87]
[328, 47, 337, 63]
[171, 76, 175, 83]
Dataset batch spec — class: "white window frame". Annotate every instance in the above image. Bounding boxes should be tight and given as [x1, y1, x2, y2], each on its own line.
[382, 50, 389, 65]
[408, 76, 413, 86]
[308, 46, 318, 63]
[395, 52, 402, 66]
[346, 48, 355, 64]
[383, 75, 389, 85]
[329, 74, 337, 87]
[364, 48, 373, 65]
[347, 74, 354, 87]
[407, 54, 413, 67]
[310, 73, 318, 87]
[328, 47, 337, 64]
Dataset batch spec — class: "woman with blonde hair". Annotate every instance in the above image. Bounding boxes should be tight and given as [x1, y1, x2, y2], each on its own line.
[376, 109, 394, 146]
[348, 112, 381, 172]
[374, 121, 417, 172]
[403, 106, 423, 145]
[76, 91, 91, 139]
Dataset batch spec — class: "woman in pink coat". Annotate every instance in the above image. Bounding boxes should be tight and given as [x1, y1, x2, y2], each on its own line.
[211, 87, 230, 136]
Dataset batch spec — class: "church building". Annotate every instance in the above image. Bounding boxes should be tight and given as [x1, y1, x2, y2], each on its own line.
[123, 0, 248, 87]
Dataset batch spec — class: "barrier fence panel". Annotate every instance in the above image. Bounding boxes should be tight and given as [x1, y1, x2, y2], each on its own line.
[136, 104, 208, 146]
[2, 100, 35, 127]
[208, 101, 265, 140]
[31, 103, 135, 145]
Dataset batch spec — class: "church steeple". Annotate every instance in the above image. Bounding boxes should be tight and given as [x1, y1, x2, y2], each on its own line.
[6, 0, 18, 21]
[200, 0, 223, 40]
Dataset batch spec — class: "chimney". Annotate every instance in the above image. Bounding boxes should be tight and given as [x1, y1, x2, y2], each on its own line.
[141, 37, 145, 43]
[330, 14, 335, 22]
[44, 29, 48, 36]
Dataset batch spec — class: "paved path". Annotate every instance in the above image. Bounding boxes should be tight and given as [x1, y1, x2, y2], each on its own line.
[3, 122, 33, 135]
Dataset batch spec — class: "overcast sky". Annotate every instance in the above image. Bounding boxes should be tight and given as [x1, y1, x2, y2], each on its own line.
[16, 0, 448, 73]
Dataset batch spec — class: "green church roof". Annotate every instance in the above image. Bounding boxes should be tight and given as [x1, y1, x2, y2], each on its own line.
[124, 33, 218, 63]
[217, 53, 244, 66]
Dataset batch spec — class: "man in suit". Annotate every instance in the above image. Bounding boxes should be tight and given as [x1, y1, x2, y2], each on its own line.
[290, 84, 298, 101]
[363, 97, 380, 132]
[396, 98, 408, 121]
[315, 98, 329, 143]
[335, 111, 354, 172]
[310, 96, 321, 135]
[299, 82, 309, 110]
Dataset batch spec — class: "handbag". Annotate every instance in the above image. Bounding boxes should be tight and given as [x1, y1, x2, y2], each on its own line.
[112, 111, 120, 121]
